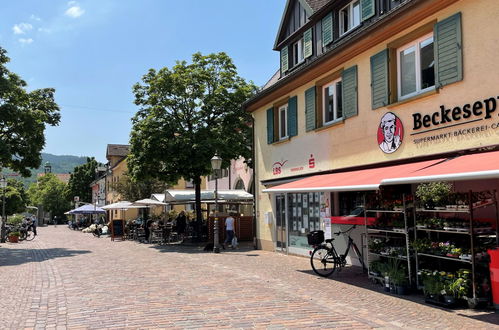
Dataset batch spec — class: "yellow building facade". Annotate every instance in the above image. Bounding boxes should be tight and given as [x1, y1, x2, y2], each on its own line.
[246, 0, 499, 253]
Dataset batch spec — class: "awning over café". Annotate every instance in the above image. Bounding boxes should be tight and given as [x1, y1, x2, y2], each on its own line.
[152, 189, 253, 204]
[263, 150, 499, 193]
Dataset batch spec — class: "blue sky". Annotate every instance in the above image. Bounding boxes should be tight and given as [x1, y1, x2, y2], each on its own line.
[0, 0, 286, 163]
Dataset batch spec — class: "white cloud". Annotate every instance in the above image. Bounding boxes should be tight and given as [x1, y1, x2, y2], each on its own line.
[65, 1, 85, 18]
[18, 38, 34, 45]
[30, 14, 41, 21]
[38, 27, 51, 33]
[12, 23, 33, 35]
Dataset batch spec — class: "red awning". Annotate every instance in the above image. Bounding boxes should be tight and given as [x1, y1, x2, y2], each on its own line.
[383, 150, 499, 185]
[263, 159, 443, 193]
[264, 150, 499, 193]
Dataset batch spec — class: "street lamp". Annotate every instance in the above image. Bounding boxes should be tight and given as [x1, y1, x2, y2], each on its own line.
[0, 176, 7, 243]
[211, 154, 222, 253]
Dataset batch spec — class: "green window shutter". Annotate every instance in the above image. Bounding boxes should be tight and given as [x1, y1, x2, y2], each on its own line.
[266, 107, 274, 144]
[303, 28, 313, 59]
[280, 46, 289, 73]
[287, 96, 298, 137]
[370, 49, 389, 109]
[321, 12, 333, 46]
[305, 86, 316, 131]
[342, 65, 358, 119]
[434, 12, 463, 88]
[361, 0, 375, 21]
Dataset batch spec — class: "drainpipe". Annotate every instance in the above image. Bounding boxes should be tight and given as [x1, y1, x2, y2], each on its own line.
[251, 117, 257, 249]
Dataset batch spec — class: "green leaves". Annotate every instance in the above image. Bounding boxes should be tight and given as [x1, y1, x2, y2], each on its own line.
[0, 47, 60, 176]
[66, 158, 101, 203]
[27, 173, 70, 217]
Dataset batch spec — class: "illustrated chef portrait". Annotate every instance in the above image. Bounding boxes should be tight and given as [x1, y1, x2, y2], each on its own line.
[378, 112, 403, 154]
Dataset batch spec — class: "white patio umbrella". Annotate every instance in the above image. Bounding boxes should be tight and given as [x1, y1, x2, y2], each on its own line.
[132, 198, 167, 207]
[101, 201, 147, 210]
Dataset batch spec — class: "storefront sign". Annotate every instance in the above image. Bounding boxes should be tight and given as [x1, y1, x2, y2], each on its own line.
[308, 154, 315, 168]
[378, 112, 404, 154]
[412, 95, 499, 132]
[272, 160, 287, 175]
[411, 95, 499, 144]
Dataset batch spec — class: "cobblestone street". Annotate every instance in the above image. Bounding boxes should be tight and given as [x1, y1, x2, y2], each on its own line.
[0, 226, 498, 329]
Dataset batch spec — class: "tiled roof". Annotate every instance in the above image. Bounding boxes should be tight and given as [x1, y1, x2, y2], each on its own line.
[106, 144, 130, 158]
[37, 173, 71, 184]
[304, 0, 330, 13]
[261, 70, 281, 91]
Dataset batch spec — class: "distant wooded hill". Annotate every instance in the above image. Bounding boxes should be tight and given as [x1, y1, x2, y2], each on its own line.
[3, 153, 89, 187]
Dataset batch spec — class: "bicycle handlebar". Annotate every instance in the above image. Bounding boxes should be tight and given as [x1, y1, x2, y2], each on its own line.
[333, 225, 357, 236]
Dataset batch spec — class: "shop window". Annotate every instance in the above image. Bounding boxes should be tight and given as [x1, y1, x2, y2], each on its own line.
[339, 191, 364, 216]
[397, 33, 435, 100]
[339, 0, 361, 36]
[288, 192, 321, 250]
[323, 78, 343, 125]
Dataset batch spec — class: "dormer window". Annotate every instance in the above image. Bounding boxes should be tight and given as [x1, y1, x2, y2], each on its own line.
[340, 0, 361, 36]
[293, 38, 304, 66]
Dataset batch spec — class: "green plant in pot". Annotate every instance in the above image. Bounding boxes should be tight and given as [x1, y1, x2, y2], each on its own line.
[416, 182, 453, 209]
[8, 231, 21, 243]
[422, 273, 444, 300]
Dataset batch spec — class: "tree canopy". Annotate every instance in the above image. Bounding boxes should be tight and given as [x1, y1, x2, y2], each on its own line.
[66, 157, 101, 203]
[0, 47, 61, 176]
[27, 173, 70, 218]
[0, 178, 28, 215]
[128, 52, 257, 223]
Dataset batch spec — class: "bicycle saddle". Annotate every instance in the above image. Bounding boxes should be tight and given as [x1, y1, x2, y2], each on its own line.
[325, 238, 334, 243]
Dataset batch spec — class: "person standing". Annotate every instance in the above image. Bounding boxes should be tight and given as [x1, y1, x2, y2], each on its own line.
[223, 214, 235, 249]
[175, 211, 187, 241]
[32, 216, 38, 236]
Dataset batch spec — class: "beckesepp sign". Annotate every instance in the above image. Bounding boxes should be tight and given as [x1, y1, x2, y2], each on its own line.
[378, 95, 499, 152]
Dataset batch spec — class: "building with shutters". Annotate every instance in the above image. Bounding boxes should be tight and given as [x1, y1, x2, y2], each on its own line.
[245, 0, 499, 256]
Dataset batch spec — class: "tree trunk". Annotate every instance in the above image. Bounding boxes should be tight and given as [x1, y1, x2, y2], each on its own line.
[194, 176, 203, 240]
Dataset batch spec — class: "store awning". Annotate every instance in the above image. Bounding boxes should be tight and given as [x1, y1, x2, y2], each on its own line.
[264, 150, 499, 193]
[152, 189, 253, 203]
[263, 159, 444, 193]
[383, 150, 499, 185]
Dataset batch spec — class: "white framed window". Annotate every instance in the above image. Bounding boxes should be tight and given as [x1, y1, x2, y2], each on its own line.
[339, 0, 361, 36]
[279, 104, 288, 140]
[323, 78, 343, 124]
[293, 38, 304, 66]
[397, 33, 435, 100]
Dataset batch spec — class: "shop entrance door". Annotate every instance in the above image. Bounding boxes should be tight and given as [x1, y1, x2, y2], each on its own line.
[275, 194, 287, 252]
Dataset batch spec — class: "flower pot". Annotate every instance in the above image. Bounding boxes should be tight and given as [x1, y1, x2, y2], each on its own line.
[396, 285, 409, 295]
[443, 295, 456, 306]
[8, 235, 19, 243]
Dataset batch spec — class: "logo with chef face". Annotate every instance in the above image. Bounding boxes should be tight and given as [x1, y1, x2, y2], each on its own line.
[378, 112, 403, 154]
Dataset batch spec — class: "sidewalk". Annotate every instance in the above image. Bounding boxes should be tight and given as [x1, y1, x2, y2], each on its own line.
[0, 226, 498, 329]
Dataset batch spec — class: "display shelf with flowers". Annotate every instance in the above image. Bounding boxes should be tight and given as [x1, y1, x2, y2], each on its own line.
[418, 268, 472, 307]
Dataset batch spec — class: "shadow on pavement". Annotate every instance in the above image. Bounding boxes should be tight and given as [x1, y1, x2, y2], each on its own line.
[0, 247, 91, 266]
[298, 266, 499, 326]
[147, 241, 257, 255]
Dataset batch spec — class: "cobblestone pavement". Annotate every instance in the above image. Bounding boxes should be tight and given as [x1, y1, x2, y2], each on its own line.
[0, 226, 498, 329]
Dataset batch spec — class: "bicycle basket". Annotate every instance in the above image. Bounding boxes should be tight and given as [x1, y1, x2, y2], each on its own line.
[307, 230, 324, 245]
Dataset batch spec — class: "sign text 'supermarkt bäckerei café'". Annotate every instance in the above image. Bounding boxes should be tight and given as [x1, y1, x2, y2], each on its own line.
[412, 94, 499, 144]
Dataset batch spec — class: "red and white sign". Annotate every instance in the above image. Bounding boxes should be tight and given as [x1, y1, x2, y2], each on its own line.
[272, 160, 287, 175]
[378, 112, 404, 154]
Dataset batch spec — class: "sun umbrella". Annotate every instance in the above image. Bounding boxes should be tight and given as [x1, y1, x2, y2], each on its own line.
[132, 198, 167, 206]
[67, 204, 106, 214]
[101, 201, 147, 210]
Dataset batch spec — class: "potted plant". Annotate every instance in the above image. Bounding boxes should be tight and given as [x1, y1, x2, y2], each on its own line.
[8, 231, 20, 243]
[391, 266, 409, 295]
[416, 182, 453, 209]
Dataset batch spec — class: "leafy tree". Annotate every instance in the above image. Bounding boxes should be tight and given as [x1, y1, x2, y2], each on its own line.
[111, 172, 168, 202]
[27, 173, 70, 218]
[0, 178, 28, 215]
[128, 52, 256, 226]
[66, 157, 101, 203]
[0, 47, 60, 177]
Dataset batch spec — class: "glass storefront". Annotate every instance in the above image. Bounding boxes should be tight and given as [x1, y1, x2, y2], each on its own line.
[287, 192, 321, 250]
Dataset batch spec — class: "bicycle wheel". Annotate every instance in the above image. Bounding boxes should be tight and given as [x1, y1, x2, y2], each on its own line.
[19, 230, 27, 241]
[25, 231, 35, 241]
[310, 246, 337, 277]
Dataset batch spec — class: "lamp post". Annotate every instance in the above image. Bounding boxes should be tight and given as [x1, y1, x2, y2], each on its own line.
[0, 176, 7, 243]
[211, 154, 222, 253]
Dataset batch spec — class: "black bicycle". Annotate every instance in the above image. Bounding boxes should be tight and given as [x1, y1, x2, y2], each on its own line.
[309, 225, 366, 277]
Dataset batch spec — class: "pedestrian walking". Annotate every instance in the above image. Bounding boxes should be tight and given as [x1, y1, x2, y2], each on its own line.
[223, 214, 235, 249]
[175, 211, 187, 241]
